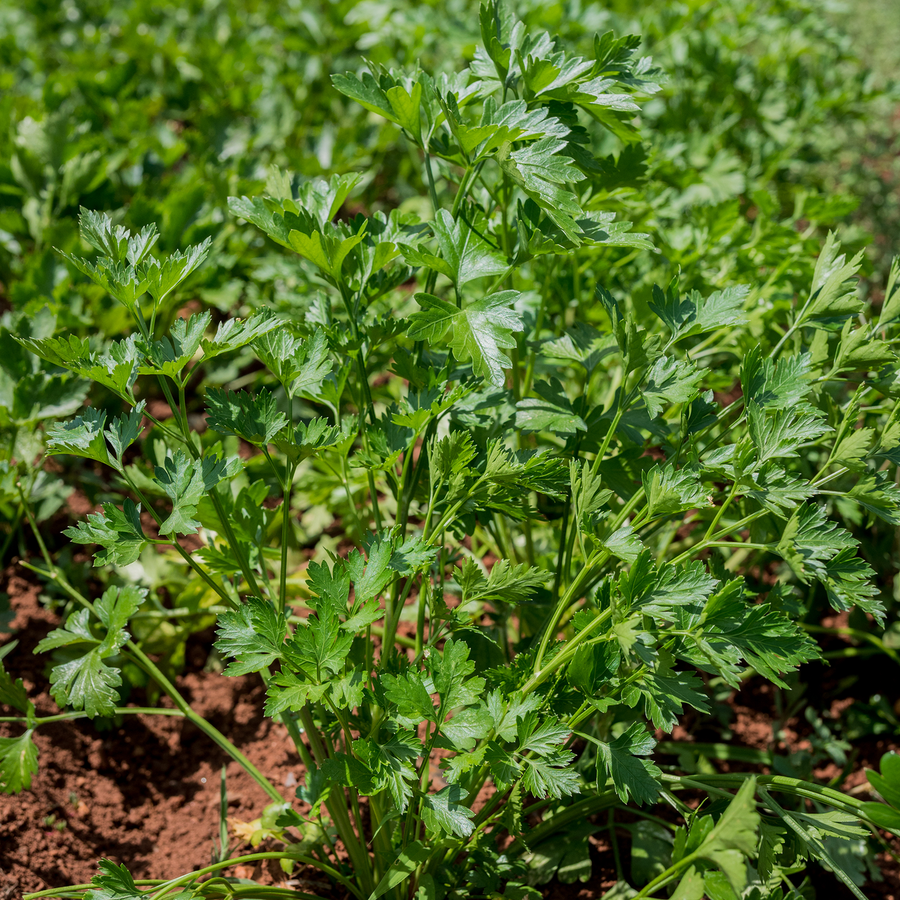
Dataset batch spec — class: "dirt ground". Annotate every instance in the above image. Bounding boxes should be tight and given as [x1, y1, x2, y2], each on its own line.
[1, 561, 899, 900]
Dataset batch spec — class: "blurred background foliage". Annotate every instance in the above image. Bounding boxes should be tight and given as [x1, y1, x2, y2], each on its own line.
[0, 0, 897, 330]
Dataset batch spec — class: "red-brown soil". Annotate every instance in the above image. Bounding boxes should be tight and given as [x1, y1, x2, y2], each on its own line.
[2, 560, 899, 899]
[0, 566, 307, 896]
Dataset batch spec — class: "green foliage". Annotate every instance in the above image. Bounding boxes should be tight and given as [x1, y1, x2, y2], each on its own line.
[35, 585, 144, 718]
[1, 1, 898, 899]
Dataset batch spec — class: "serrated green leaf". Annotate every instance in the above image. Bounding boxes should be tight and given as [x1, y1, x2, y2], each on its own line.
[699, 580, 821, 688]
[748, 403, 829, 463]
[0, 730, 38, 793]
[154, 451, 238, 536]
[695, 778, 760, 893]
[47, 408, 111, 465]
[104, 402, 147, 469]
[215, 597, 287, 676]
[201, 310, 280, 359]
[368, 842, 430, 900]
[440, 704, 493, 752]
[64, 500, 148, 567]
[421, 784, 475, 837]
[643, 356, 707, 419]
[255, 328, 333, 400]
[332, 71, 397, 123]
[389, 534, 434, 575]
[62, 253, 148, 310]
[382, 670, 436, 722]
[516, 378, 586, 434]
[285, 608, 354, 680]
[35, 586, 144, 718]
[803, 232, 865, 325]
[877, 257, 900, 327]
[409, 290, 523, 387]
[84, 860, 143, 900]
[745, 465, 814, 515]
[819, 548, 884, 624]
[521, 750, 581, 799]
[457, 558, 545, 605]
[144, 313, 210, 378]
[431, 209, 508, 286]
[430, 638, 485, 711]
[143, 239, 211, 306]
[0, 661, 30, 714]
[567, 641, 619, 694]
[79, 209, 154, 264]
[502, 136, 585, 240]
[634, 661, 710, 731]
[741, 349, 812, 410]
[600, 524, 643, 563]
[354, 532, 395, 605]
[206, 388, 288, 446]
[82, 338, 143, 397]
[776, 503, 859, 588]
[595, 723, 661, 805]
[321, 751, 377, 793]
[643, 464, 707, 519]
[354, 732, 420, 811]
[832, 426, 875, 471]
[847, 474, 900, 524]
[263, 671, 328, 717]
[649, 282, 748, 343]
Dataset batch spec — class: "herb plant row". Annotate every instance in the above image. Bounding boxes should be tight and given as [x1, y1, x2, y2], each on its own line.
[3, 4, 900, 900]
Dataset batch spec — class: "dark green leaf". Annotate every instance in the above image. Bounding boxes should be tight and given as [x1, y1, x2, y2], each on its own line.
[84, 860, 144, 900]
[421, 784, 476, 837]
[205, 388, 288, 446]
[65, 500, 148, 567]
[0, 730, 38, 794]
[215, 597, 288, 676]
[595, 723, 661, 805]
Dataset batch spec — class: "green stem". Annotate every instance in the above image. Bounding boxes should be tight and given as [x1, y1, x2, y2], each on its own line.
[177, 380, 192, 444]
[0, 502, 23, 563]
[24, 883, 167, 899]
[124, 644, 283, 803]
[771, 292, 814, 357]
[142, 852, 362, 900]
[550, 494, 571, 605]
[663, 773, 868, 817]
[153, 372, 264, 598]
[423, 150, 441, 213]
[669, 539, 772, 567]
[298, 707, 374, 894]
[381, 571, 418, 659]
[120, 470, 235, 606]
[369, 622, 416, 650]
[415, 578, 429, 657]
[701, 481, 739, 546]
[17, 484, 54, 567]
[0, 708, 184, 726]
[608, 809, 623, 881]
[198, 885, 322, 900]
[279, 461, 296, 615]
[17, 516, 283, 806]
[591, 397, 626, 473]
[804, 623, 900, 668]
[757, 786, 868, 900]
[506, 791, 619, 855]
[534, 550, 606, 672]
[524, 604, 614, 694]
